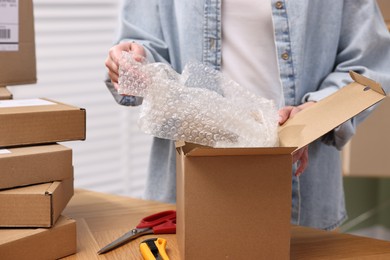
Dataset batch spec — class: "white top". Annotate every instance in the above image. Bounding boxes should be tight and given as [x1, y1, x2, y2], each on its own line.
[221, 0, 284, 108]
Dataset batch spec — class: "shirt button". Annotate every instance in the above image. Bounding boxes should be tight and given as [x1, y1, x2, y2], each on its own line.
[275, 1, 284, 9]
[281, 52, 289, 60]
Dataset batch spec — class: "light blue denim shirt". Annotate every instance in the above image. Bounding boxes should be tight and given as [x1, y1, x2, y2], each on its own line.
[107, 0, 390, 230]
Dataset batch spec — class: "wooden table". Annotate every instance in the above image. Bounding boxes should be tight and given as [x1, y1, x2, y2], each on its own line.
[62, 189, 390, 259]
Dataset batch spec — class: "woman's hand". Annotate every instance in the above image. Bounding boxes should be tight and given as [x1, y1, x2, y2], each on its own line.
[105, 41, 146, 90]
[278, 101, 316, 177]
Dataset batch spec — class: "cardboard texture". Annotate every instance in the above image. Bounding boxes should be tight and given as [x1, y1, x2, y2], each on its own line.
[378, 0, 390, 21]
[176, 72, 386, 260]
[0, 0, 36, 86]
[0, 215, 76, 260]
[177, 146, 294, 260]
[342, 98, 390, 177]
[0, 143, 73, 190]
[0, 98, 86, 147]
[0, 87, 12, 100]
[378, 0, 390, 30]
[0, 179, 74, 227]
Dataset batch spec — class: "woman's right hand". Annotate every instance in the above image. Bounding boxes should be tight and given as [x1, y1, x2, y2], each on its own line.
[105, 41, 146, 90]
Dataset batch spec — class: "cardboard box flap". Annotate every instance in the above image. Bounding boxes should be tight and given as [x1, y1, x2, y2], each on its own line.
[350, 71, 386, 95]
[278, 71, 386, 150]
[0, 87, 13, 100]
[176, 141, 295, 156]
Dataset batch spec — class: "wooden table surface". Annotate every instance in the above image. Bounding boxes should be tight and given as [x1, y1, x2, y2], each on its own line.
[62, 189, 390, 259]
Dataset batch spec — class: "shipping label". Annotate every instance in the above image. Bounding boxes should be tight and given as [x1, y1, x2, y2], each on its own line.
[0, 0, 19, 51]
[0, 149, 11, 154]
[0, 99, 56, 108]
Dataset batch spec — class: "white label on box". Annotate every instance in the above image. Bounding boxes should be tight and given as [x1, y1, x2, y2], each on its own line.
[0, 149, 11, 154]
[0, 99, 56, 108]
[0, 0, 18, 51]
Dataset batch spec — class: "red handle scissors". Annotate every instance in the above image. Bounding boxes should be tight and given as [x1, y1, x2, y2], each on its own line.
[97, 210, 176, 254]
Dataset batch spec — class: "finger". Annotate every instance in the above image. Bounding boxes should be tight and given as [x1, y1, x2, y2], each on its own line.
[292, 147, 303, 164]
[108, 70, 118, 84]
[289, 106, 302, 118]
[129, 42, 146, 62]
[291, 101, 316, 118]
[113, 81, 120, 91]
[105, 51, 120, 83]
[278, 106, 293, 125]
[117, 41, 132, 52]
[108, 42, 132, 66]
[105, 56, 119, 77]
[295, 147, 309, 177]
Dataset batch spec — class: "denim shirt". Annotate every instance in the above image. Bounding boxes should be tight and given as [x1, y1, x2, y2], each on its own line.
[107, 0, 390, 230]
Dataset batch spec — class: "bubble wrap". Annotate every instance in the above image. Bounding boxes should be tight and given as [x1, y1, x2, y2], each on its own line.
[118, 51, 279, 148]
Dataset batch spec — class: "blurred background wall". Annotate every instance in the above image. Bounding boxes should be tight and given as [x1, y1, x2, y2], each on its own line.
[339, 0, 390, 240]
[9, 0, 152, 198]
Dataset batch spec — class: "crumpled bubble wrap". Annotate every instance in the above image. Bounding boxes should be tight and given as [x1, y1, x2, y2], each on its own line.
[118, 51, 279, 148]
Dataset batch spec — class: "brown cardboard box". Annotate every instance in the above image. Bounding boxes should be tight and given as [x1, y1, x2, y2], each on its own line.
[176, 72, 387, 260]
[378, 0, 390, 30]
[0, 0, 36, 86]
[0, 87, 12, 100]
[378, 0, 390, 21]
[0, 215, 76, 260]
[0, 98, 86, 147]
[176, 145, 294, 260]
[0, 179, 74, 227]
[342, 98, 390, 177]
[0, 144, 73, 190]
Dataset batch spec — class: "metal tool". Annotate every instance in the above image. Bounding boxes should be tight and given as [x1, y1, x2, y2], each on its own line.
[140, 238, 170, 260]
[97, 210, 176, 254]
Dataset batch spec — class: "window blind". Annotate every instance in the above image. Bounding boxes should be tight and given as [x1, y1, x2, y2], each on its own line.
[8, 0, 151, 197]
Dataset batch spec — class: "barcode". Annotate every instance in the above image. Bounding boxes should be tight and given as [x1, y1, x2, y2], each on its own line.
[0, 29, 11, 39]
[0, 0, 17, 3]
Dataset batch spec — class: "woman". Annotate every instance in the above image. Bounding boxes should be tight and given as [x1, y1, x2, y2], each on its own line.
[105, 0, 390, 230]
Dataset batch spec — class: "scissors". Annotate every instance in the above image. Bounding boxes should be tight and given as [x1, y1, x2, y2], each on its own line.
[97, 210, 176, 254]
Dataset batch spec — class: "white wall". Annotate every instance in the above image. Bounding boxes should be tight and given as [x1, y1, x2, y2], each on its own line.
[8, 0, 151, 197]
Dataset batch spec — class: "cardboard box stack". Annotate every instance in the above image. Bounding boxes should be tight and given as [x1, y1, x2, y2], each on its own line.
[0, 1, 85, 259]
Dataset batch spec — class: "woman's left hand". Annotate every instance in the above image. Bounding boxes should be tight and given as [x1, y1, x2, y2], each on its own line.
[278, 102, 316, 176]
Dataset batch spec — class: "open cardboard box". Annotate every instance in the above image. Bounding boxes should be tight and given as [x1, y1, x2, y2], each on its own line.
[0, 179, 74, 228]
[0, 215, 76, 260]
[0, 98, 86, 147]
[176, 72, 387, 259]
[0, 0, 36, 87]
[0, 144, 73, 190]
